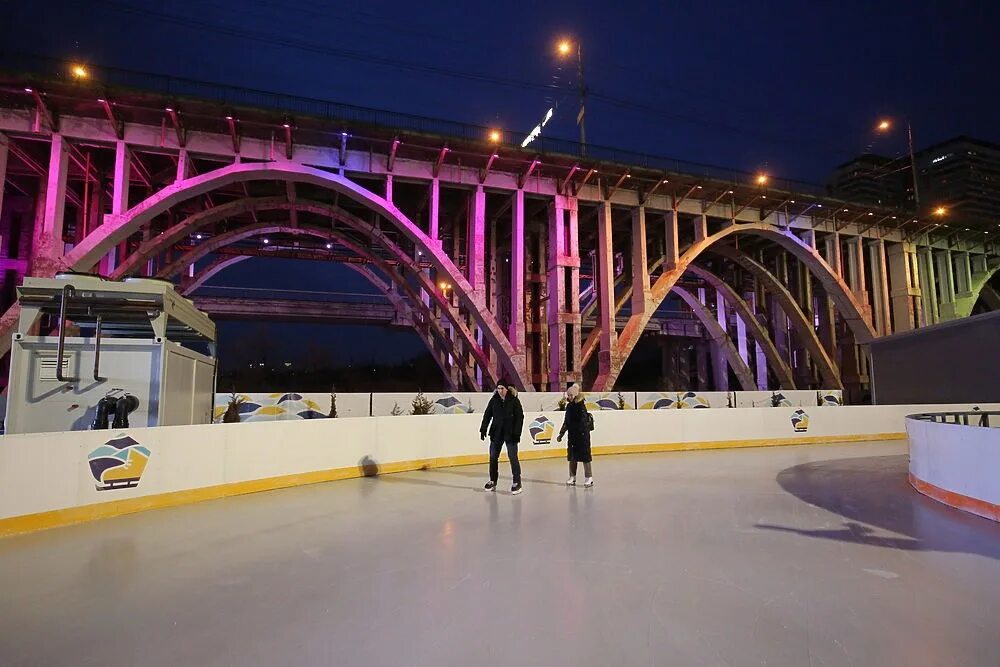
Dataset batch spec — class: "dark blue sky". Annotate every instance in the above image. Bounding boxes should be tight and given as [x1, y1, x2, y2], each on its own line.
[8, 0, 1000, 181]
[7, 0, 1000, 373]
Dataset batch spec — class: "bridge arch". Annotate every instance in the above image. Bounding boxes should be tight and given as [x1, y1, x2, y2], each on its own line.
[672, 286, 756, 391]
[3, 162, 529, 388]
[154, 223, 480, 390]
[170, 227, 477, 389]
[590, 222, 873, 390]
[961, 263, 1000, 319]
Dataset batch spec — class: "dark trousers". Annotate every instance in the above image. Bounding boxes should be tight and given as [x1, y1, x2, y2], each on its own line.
[489, 437, 521, 484]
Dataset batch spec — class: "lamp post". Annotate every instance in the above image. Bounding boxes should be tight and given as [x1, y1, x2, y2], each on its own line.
[557, 39, 587, 156]
[876, 119, 921, 210]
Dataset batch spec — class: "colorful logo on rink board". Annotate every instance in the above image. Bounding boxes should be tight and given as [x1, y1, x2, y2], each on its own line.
[818, 391, 843, 406]
[87, 434, 151, 491]
[771, 392, 793, 407]
[529, 416, 555, 446]
[433, 395, 473, 414]
[638, 393, 678, 410]
[678, 392, 710, 409]
[791, 409, 809, 433]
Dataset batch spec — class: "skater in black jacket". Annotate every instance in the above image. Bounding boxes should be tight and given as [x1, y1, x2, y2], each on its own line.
[480, 381, 525, 495]
[557, 384, 594, 487]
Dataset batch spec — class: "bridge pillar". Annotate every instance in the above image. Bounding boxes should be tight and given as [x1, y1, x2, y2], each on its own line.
[467, 185, 486, 295]
[823, 232, 843, 279]
[867, 239, 892, 335]
[630, 206, 650, 317]
[508, 190, 526, 351]
[695, 340, 710, 391]
[428, 178, 440, 244]
[0, 134, 8, 225]
[30, 133, 68, 278]
[693, 212, 708, 243]
[935, 250, 959, 320]
[664, 208, 679, 270]
[546, 195, 580, 390]
[845, 237, 870, 321]
[817, 291, 837, 358]
[748, 290, 770, 390]
[917, 247, 939, 325]
[887, 242, 922, 332]
[710, 289, 729, 391]
[596, 200, 619, 384]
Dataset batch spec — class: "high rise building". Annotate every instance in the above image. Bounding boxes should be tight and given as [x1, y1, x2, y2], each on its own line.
[829, 136, 1000, 229]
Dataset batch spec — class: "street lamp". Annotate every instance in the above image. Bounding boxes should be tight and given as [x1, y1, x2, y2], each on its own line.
[933, 205, 947, 217]
[875, 117, 921, 210]
[755, 173, 769, 186]
[488, 129, 502, 143]
[70, 64, 88, 79]
[556, 37, 587, 156]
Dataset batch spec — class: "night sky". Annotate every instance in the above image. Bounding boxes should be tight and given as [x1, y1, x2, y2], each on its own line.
[6, 0, 1000, 376]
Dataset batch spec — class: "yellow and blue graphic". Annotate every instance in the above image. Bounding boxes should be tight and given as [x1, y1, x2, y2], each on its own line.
[771, 392, 793, 407]
[529, 416, 555, 446]
[678, 391, 710, 409]
[213, 393, 326, 422]
[818, 391, 843, 406]
[638, 392, 678, 410]
[433, 395, 473, 414]
[791, 409, 809, 432]
[87, 434, 150, 491]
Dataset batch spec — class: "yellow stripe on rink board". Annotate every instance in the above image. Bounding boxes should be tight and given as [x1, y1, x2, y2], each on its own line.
[0, 432, 905, 538]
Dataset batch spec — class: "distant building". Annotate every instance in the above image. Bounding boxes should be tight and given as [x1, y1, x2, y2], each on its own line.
[915, 136, 1000, 225]
[828, 136, 1000, 226]
[827, 154, 909, 208]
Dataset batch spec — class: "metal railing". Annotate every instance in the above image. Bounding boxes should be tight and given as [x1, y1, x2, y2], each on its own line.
[909, 410, 997, 428]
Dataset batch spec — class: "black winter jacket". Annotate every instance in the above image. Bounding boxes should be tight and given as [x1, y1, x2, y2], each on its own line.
[480, 390, 524, 444]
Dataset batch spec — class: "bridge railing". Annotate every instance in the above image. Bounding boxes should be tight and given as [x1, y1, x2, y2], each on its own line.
[0, 50, 830, 196]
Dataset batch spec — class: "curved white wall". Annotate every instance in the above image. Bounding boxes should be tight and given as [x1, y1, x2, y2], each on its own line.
[906, 416, 1000, 521]
[1, 403, 996, 536]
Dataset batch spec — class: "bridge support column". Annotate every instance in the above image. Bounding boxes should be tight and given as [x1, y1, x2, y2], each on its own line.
[935, 250, 958, 320]
[887, 242, 922, 332]
[509, 190, 525, 351]
[693, 212, 707, 243]
[0, 134, 8, 224]
[867, 239, 892, 335]
[918, 247, 938, 325]
[817, 291, 837, 357]
[546, 195, 580, 390]
[823, 232, 843, 279]
[748, 291, 769, 390]
[428, 178, 440, 244]
[695, 341, 710, 391]
[631, 206, 650, 316]
[664, 208, 679, 270]
[711, 289, 729, 391]
[845, 237, 870, 322]
[595, 200, 618, 384]
[101, 139, 131, 274]
[31, 133, 68, 277]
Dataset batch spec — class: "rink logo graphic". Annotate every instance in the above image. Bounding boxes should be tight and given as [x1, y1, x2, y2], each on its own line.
[87, 434, 151, 491]
[678, 392, 710, 409]
[529, 416, 555, 446]
[790, 409, 810, 433]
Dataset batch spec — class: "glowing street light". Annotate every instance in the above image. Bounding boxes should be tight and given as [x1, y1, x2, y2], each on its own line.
[933, 205, 948, 217]
[555, 37, 587, 155]
[873, 115, 921, 208]
[488, 129, 502, 143]
[70, 64, 88, 79]
[755, 173, 769, 186]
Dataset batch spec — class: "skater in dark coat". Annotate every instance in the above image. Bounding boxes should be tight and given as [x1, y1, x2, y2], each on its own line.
[480, 381, 525, 494]
[557, 384, 593, 487]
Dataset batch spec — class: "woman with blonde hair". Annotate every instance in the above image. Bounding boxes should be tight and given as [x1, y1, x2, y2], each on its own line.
[556, 384, 593, 487]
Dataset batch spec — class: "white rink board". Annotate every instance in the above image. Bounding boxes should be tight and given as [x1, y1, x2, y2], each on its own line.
[3, 403, 998, 527]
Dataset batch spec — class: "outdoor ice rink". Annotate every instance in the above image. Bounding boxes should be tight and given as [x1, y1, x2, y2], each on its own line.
[1, 440, 998, 667]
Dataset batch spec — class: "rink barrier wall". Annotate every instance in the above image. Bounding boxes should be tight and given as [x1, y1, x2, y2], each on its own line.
[905, 416, 1000, 522]
[213, 389, 842, 422]
[1, 402, 993, 537]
